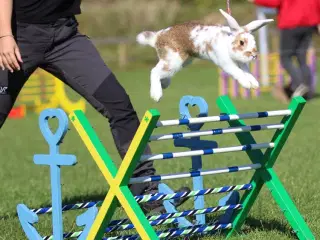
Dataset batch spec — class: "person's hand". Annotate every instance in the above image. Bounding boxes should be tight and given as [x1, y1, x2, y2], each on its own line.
[0, 35, 23, 72]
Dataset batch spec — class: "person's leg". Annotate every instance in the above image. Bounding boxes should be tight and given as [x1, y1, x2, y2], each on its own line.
[273, 28, 303, 103]
[280, 29, 303, 90]
[40, 17, 157, 196]
[294, 27, 314, 99]
[41, 17, 190, 212]
[0, 70, 27, 128]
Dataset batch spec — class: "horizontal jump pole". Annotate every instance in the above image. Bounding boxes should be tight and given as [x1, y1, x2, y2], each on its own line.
[140, 142, 275, 162]
[104, 223, 233, 240]
[156, 110, 291, 127]
[129, 163, 261, 184]
[43, 220, 180, 239]
[134, 183, 252, 203]
[42, 205, 242, 239]
[31, 184, 252, 215]
[108, 204, 241, 228]
[150, 123, 284, 141]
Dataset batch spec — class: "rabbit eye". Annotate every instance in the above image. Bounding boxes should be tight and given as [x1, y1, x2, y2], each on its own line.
[240, 40, 245, 46]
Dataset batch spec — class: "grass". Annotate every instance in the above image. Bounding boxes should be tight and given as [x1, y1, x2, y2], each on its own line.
[0, 62, 319, 239]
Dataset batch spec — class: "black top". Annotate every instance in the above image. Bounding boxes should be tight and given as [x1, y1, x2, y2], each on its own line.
[14, 0, 81, 23]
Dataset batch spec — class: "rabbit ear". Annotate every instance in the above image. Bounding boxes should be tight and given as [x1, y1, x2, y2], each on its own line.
[219, 9, 240, 31]
[244, 19, 274, 32]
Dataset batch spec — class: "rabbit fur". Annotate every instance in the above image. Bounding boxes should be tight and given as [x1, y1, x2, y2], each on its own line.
[136, 9, 274, 102]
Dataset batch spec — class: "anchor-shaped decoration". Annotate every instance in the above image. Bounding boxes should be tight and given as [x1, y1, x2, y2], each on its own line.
[159, 96, 239, 226]
[17, 108, 98, 240]
[159, 95, 218, 226]
[177, 96, 218, 225]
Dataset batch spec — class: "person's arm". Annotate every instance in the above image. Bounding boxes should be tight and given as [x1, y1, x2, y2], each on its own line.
[248, 0, 281, 8]
[0, 0, 13, 37]
[0, 0, 22, 72]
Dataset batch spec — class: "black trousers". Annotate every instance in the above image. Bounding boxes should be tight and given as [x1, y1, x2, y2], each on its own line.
[0, 17, 157, 196]
[280, 26, 316, 93]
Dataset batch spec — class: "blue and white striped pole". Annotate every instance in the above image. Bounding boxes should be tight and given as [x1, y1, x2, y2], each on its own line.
[130, 163, 261, 184]
[150, 123, 284, 141]
[140, 142, 274, 162]
[156, 110, 291, 127]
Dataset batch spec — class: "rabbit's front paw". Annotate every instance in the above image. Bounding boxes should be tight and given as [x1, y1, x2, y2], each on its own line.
[237, 77, 252, 89]
[150, 85, 163, 102]
[246, 73, 260, 89]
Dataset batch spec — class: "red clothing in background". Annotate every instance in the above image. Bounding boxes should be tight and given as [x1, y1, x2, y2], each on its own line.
[254, 0, 320, 29]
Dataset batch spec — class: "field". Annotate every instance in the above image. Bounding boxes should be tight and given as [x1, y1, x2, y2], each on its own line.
[0, 63, 319, 239]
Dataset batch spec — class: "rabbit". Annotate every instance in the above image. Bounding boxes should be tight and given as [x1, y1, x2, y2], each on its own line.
[136, 9, 274, 102]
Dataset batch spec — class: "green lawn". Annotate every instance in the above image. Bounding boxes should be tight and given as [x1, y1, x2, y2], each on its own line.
[0, 64, 319, 239]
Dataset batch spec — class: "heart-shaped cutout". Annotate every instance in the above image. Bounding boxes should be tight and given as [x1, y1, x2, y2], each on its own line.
[39, 108, 69, 147]
[179, 95, 208, 131]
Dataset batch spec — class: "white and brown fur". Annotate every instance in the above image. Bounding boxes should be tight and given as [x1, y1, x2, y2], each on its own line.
[136, 9, 273, 102]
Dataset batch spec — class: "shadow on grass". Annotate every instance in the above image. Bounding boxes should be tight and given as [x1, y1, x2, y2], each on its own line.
[60, 192, 107, 205]
[243, 216, 297, 238]
[198, 214, 297, 239]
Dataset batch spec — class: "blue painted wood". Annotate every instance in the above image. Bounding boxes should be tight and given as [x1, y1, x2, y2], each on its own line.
[17, 109, 78, 240]
[178, 96, 212, 225]
[17, 204, 42, 240]
[34, 109, 77, 240]
[158, 183, 192, 227]
[77, 206, 99, 240]
[165, 96, 240, 226]
[174, 139, 218, 150]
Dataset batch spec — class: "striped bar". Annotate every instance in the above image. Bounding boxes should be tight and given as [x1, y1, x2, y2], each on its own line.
[156, 110, 291, 127]
[129, 163, 261, 184]
[31, 201, 101, 215]
[150, 123, 284, 141]
[105, 218, 179, 233]
[135, 183, 252, 203]
[42, 205, 242, 239]
[31, 184, 252, 215]
[42, 219, 179, 239]
[109, 204, 241, 228]
[140, 142, 275, 162]
[103, 223, 232, 240]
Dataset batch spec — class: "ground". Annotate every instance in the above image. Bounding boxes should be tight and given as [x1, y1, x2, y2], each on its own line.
[0, 64, 319, 239]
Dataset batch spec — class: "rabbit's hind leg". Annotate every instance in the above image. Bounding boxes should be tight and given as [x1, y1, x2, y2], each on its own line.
[150, 50, 186, 102]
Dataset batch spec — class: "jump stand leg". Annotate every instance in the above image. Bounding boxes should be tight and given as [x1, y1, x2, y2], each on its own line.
[217, 95, 315, 240]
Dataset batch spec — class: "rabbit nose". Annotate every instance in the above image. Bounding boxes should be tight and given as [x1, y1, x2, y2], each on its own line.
[252, 54, 257, 59]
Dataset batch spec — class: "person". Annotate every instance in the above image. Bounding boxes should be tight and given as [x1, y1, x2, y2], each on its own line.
[249, 0, 320, 103]
[0, 0, 189, 213]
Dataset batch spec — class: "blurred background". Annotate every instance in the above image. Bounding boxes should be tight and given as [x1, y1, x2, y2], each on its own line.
[77, 0, 319, 70]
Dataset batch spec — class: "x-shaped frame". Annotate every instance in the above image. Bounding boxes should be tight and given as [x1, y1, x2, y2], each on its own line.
[69, 109, 160, 240]
[217, 95, 314, 240]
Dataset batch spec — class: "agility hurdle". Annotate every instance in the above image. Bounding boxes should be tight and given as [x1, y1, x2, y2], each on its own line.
[17, 95, 314, 240]
[9, 69, 86, 118]
[219, 48, 317, 98]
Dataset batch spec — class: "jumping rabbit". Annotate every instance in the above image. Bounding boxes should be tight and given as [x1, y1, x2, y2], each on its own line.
[136, 9, 274, 102]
